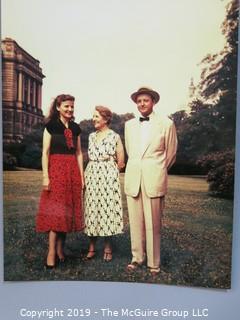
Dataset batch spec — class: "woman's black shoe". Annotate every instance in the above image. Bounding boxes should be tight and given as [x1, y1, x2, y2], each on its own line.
[44, 263, 55, 270]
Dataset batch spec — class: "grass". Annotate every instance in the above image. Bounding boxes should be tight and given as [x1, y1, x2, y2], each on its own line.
[3, 172, 233, 288]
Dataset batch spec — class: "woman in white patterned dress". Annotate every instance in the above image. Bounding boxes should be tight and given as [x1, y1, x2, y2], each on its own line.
[84, 106, 125, 262]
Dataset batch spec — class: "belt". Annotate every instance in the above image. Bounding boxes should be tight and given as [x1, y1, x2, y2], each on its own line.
[90, 157, 115, 162]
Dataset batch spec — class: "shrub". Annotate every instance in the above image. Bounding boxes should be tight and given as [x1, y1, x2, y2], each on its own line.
[19, 145, 42, 169]
[3, 143, 25, 165]
[197, 149, 235, 199]
[3, 152, 17, 170]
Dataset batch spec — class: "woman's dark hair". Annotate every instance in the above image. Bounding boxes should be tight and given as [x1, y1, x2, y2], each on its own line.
[95, 105, 112, 125]
[45, 94, 75, 123]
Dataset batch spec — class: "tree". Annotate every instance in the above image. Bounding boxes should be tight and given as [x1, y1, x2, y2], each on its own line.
[171, 0, 238, 187]
[170, 110, 188, 127]
[198, 0, 238, 144]
[196, 0, 238, 198]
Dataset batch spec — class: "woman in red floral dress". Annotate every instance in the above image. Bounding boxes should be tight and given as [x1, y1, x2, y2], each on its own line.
[36, 94, 85, 268]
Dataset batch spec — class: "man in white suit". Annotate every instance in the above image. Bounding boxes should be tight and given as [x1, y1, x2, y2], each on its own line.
[124, 87, 177, 275]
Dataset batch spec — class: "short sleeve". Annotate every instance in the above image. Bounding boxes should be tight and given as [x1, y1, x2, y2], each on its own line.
[72, 122, 81, 136]
[45, 120, 55, 134]
[76, 125, 81, 136]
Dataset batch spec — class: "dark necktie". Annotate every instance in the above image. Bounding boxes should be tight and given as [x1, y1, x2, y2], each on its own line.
[139, 116, 150, 122]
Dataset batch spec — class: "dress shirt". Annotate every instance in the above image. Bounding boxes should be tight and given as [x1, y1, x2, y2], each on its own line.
[139, 112, 154, 154]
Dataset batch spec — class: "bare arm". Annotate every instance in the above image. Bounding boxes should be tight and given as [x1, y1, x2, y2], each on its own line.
[42, 128, 51, 190]
[116, 135, 125, 170]
[76, 135, 85, 188]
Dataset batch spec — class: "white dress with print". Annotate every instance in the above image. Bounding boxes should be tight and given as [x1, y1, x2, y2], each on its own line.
[84, 130, 123, 236]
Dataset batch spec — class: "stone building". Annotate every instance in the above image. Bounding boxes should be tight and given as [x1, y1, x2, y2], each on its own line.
[2, 38, 45, 143]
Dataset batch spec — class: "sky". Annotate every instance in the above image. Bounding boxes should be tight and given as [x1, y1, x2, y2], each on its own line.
[2, 0, 229, 122]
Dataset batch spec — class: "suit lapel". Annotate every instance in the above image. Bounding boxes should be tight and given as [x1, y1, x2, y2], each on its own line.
[129, 119, 141, 155]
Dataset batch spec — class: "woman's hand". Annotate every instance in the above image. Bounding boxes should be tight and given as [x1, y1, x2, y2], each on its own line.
[42, 177, 50, 191]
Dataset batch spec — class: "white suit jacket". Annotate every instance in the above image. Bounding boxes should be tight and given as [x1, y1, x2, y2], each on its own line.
[124, 113, 177, 197]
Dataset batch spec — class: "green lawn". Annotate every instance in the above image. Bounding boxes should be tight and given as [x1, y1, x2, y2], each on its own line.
[3, 171, 233, 288]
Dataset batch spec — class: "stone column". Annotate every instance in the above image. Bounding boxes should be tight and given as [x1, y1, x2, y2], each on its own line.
[33, 80, 36, 107]
[17, 71, 23, 102]
[35, 83, 38, 108]
[38, 84, 42, 109]
[27, 77, 31, 105]
[16, 71, 24, 112]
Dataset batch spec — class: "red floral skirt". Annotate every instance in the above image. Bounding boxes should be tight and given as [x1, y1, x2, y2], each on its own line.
[36, 154, 84, 232]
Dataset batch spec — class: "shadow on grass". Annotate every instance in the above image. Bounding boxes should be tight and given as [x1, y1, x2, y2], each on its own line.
[4, 221, 231, 288]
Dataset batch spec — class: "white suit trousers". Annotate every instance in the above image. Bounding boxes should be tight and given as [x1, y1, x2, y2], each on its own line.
[127, 179, 164, 270]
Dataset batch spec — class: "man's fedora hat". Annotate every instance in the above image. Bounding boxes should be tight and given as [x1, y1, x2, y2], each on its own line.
[131, 87, 160, 103]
